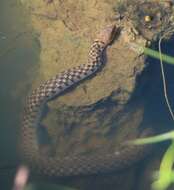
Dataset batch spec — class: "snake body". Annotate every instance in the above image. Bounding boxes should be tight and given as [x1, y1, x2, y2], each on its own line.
[21, 25, 151, 176]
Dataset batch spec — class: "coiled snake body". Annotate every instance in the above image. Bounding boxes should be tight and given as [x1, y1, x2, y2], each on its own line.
[21, 25, 151, 177]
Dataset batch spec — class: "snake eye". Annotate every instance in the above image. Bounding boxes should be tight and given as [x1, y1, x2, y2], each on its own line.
[144, 15, 152, 22]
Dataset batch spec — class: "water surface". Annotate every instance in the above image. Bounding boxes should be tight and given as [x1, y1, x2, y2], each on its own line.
[0, 0, 39, 189]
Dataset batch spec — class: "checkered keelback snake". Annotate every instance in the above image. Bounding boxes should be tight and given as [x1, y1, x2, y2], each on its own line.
[20, 25, 152, 176]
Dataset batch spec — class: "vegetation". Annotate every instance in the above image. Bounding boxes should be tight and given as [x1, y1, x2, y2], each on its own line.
[133, 131, 174, 190]
[132, 44, 174, 190]
[130, 44, 174, 66]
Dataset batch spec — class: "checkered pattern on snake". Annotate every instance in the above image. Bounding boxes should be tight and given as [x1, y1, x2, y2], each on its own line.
[20, 26, 151, 176]
[23, 40, 105, 129]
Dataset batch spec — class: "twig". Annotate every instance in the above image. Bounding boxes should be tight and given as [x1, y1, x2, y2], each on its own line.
[158, 32, 174, 121]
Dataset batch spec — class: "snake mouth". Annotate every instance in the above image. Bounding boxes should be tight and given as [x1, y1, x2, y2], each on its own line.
[108, 24, 120, 44]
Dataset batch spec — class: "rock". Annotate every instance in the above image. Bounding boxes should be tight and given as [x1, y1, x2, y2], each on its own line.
[21, 0, 174, 106]
[20, 0, 174, 189]
[21, 0, 147, 106]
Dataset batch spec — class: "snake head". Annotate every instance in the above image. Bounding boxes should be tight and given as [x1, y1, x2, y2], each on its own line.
[96, 24, 118, 45]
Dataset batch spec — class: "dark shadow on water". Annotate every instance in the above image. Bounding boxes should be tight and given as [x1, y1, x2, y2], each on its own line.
[127, 35, 174, 190]
[135, 35, 174, 131]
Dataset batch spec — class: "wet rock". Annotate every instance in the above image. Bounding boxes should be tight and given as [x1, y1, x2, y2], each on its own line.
[20, 0, 174, 189]
[21, 0, 146, 106]
[20, 0, 174, 106]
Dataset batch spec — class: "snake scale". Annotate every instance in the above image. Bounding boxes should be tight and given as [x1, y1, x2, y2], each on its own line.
[21, 25, 152, 177]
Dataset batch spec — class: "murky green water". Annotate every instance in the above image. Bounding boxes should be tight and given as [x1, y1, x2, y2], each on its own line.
[0, 1, 174, 190]
[0, 0, 39, 189]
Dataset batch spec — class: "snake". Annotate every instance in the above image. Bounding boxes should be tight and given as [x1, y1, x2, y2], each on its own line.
[20, 25, 152, 177]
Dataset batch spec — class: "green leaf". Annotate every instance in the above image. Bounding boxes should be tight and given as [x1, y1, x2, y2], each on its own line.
[131, 131, 174, 145]
[152, 140, 174, 190]
[129, 43, 174, 65]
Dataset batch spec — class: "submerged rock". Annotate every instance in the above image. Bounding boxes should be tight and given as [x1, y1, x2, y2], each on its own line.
[20, 0, 174, 188]
[21, 0, 174, 106]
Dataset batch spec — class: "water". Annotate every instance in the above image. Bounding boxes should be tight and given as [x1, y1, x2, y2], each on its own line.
[0, 1, 174, 190]
[0, 0, 39, 189]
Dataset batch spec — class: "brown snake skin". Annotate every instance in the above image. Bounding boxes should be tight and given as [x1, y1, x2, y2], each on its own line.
[20, 25, 152, 177]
